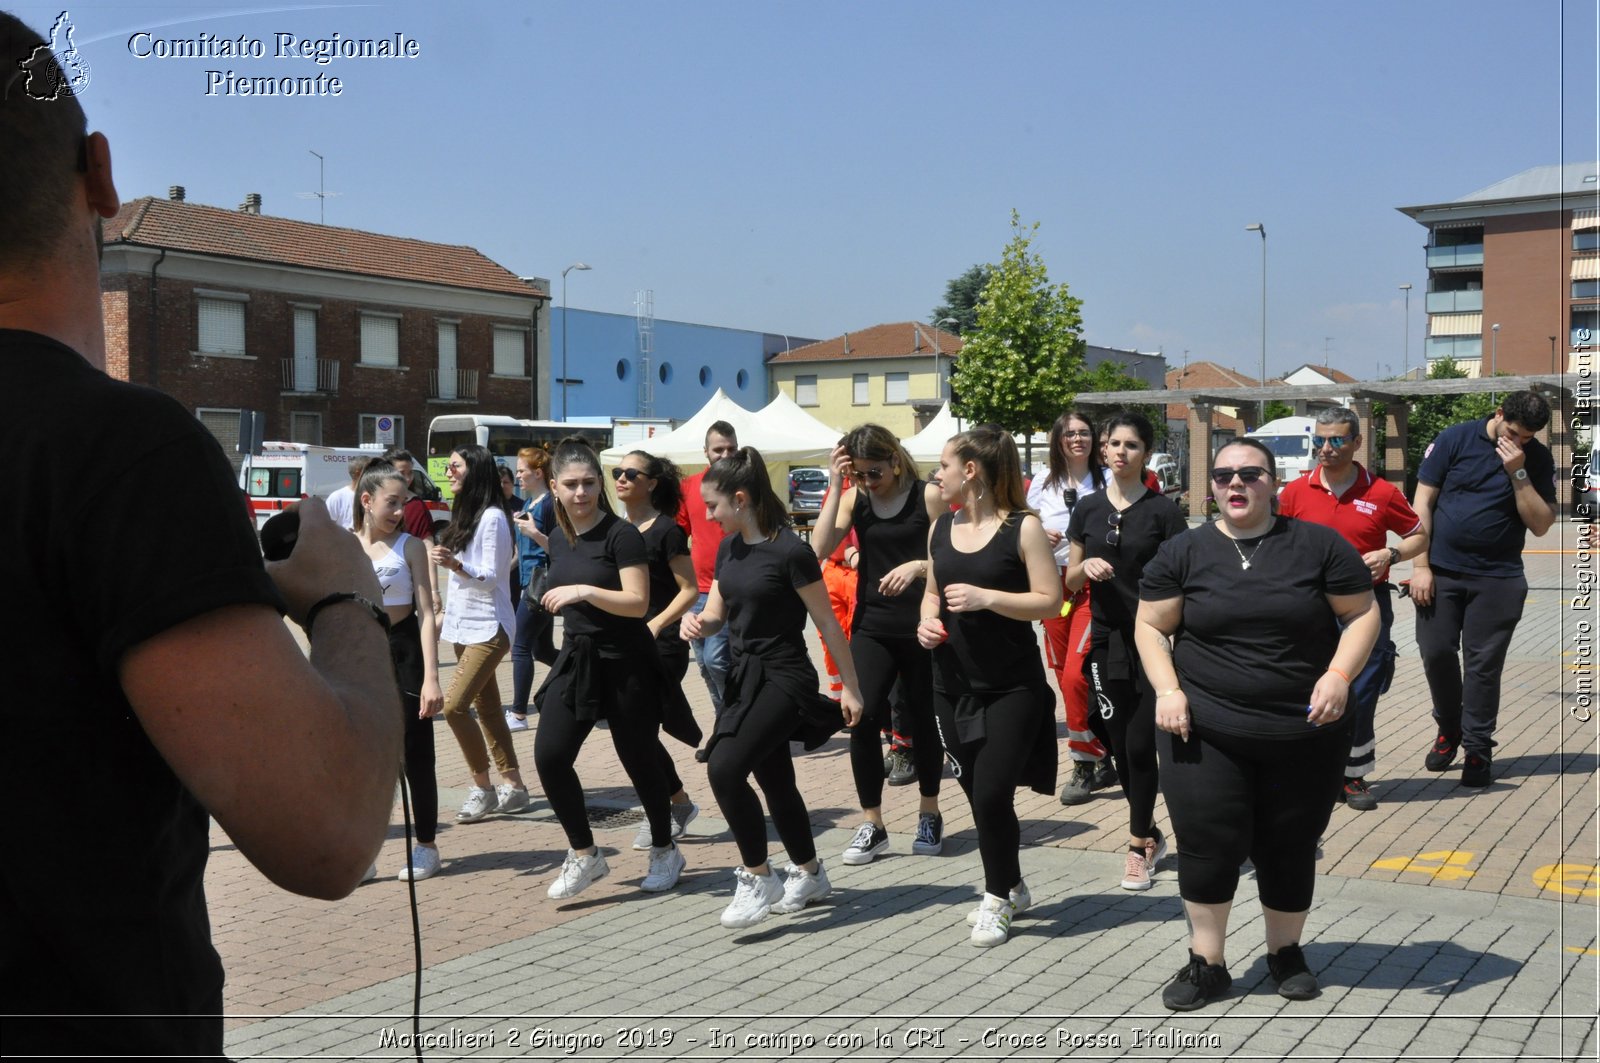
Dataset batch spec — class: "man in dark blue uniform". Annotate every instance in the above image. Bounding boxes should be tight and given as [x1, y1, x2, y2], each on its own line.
[1409, 391, 1558, 788]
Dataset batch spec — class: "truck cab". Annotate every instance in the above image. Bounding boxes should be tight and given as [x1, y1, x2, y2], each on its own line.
[1244, 417, 1317, 489]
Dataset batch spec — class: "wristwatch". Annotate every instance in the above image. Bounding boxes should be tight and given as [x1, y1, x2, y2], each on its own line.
[1512, 468, 1529, 481]
[1387, 546, 1400, 568]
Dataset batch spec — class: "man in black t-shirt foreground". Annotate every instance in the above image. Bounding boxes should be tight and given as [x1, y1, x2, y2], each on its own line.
[0, 13, 403, 1057]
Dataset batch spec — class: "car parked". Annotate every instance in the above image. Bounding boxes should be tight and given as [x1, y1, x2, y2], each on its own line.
[789, 466, 828, 510]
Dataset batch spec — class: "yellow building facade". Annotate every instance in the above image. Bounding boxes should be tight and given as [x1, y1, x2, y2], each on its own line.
[766, 322, 961, 441]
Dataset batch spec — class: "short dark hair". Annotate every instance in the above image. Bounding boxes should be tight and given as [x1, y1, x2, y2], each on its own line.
[1215, 437, 1277, 476]
[381, 446, 417, 466]
[0, 12, 90, 269]
[1499, 391, 1551, 433]
[705, 420, 737, 445]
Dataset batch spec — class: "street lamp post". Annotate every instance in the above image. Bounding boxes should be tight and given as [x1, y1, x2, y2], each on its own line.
[560, 262, 591, 421]
[1245, 223, 1267, 427]
[1399, 283, 1412, 378]
[1490, 322, 1500, 405]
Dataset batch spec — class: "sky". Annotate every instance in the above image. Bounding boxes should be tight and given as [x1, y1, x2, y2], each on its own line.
[14, 0, 1600, 383]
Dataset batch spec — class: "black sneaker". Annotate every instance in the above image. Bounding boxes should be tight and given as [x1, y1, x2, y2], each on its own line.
[886, 749, 916, 787]
[841, 822, 890, 865]
[1161, 951, 1232, 1011]
[1340, 777, 1378, 812]
[1424, 732, 1460, 771]
[1091, 758, 1119, 792]
[1059, 761, 1096, 805]
[1460, 752, 1492, 788]
[1266, 943, 1319, 1000]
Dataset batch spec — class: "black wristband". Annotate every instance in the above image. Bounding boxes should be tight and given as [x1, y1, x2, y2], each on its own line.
[303, 592, 391, 638]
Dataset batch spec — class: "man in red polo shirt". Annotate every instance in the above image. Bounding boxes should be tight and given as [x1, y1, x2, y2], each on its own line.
[1279, 406, 1428, 811]
[676, 420, 740, 713]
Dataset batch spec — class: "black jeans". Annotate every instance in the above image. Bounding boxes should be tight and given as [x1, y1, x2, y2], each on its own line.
[1414, 567, 1528, 756]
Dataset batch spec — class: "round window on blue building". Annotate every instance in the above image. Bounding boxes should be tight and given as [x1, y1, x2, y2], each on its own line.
[659, 362, 673, 384]
[699, 366, 712, 388]
[736, 369, 750, 390]
[615, 359, 630, 381]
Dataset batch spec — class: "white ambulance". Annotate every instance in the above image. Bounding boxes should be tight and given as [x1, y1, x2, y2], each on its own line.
[238, 442, 449, 531]
[1244, 416, 1318, 488]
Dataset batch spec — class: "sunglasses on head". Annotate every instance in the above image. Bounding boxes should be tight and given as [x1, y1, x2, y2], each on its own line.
[611, 467, 646, 482]
[1210, 466, 1270, 487]
[1311, 435, 1350, 450]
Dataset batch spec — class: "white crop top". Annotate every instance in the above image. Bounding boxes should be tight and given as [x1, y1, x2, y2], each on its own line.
[372, 533, 415, 608]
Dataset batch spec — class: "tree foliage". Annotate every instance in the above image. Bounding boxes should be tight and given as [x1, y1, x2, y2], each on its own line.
[1079, 360, 1168, 448]
[1370, 357, 1498, 488]
[931, 264, 991, 335]
[949, 212, 1084, 436]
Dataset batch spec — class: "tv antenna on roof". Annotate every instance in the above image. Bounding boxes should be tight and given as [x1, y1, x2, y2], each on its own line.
[297, 149, 341, 224]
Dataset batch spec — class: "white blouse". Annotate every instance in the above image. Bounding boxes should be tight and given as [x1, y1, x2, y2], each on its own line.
[440, 506, 516, 644]
[1026, 470, 1102, 568]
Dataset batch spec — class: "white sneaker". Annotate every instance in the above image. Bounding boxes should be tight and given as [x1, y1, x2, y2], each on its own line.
[771, 860, 831, 914]
[360, 860, 378, 883]
[548, 848, 609, 900]
[505, 711, 530, 732]
[967, 881, 1032, 926]
[671, 800, 700, 838]
[456, 786, 498, 823]
[397, 844, 440, 881]
[496, 783, 530, 815]
[970, 892, 1015, 947]
[719, 867, 783, 929]
[640, 843, 686, 892]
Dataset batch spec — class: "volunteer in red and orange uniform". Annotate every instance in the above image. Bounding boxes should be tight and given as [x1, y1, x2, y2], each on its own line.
[1278, 407, 1426, 812]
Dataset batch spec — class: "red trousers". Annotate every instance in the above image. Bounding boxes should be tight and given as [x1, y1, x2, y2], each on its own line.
[1042, 579, 1106, 762]
[820, 559, 857, 696]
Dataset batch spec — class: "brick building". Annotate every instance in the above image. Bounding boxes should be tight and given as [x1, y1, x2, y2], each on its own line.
[100, 190, 548, 461]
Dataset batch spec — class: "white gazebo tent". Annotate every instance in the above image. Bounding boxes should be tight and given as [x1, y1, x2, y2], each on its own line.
[901, 401, 967, 466]
[755, 390, 845, 447]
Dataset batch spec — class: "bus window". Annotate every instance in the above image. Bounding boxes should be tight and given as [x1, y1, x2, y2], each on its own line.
[485, 425, 534, 456]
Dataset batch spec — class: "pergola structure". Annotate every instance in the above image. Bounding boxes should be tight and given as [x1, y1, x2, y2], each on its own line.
[1079, 373, 1580, 518]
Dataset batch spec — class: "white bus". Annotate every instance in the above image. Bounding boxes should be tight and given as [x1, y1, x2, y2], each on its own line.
[425, 415, 616, 501]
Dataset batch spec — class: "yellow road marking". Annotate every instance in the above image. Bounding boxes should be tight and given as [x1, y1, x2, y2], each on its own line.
[1535, 863, 1600, 898]
[1565, 946, 1600, 956]
[1372, 850, 1476, 880]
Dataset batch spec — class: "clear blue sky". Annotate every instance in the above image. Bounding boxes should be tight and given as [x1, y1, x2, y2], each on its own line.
[17, 0, 1598, 381]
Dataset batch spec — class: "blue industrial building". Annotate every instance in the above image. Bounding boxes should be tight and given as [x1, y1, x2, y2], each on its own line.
[551, 306, 814, 421]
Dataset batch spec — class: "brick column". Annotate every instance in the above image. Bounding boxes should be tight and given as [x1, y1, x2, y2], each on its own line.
[1188, 404, 1215, 520]
[1350, 399, 1374, 472]
[1384, 404, 1409, 488]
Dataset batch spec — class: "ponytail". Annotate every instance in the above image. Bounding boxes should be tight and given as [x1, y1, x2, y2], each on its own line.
[703, 446, 790, 537]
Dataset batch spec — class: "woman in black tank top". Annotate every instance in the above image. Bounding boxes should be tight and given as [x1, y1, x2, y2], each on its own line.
[812, 424, 947, 866]
[918, 427, 1061, 949]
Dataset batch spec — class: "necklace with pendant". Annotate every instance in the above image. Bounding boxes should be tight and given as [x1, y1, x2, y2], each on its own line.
[1229, 537, 1259, 570]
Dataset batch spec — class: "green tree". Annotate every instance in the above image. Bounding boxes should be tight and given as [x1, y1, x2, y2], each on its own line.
[931, 264, 991, 334]
[1079, 360, 1168, 448]
[1261, 399, 1295, 424]
[950, 212, 1085, 444]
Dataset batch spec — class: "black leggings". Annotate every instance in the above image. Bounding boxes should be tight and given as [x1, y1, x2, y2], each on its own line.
[1156, 723, 1348, 910]
[706, 681, 817, 869]
[652, 640, 691, 796]
[390, 614, 437, 845]
[850, 632, 940, 805]
[1083, 647, 1158, 840]
[533, 669, 675, 852]
[933, 686, 1050, 897]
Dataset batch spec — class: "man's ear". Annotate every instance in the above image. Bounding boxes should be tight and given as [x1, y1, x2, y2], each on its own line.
[83, 131, 119, 218]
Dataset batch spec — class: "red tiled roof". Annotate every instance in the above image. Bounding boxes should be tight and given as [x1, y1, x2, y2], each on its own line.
[105, 197, 543, 298]
[768, 321, 963, 363]
[1164, 361, 1260, 389]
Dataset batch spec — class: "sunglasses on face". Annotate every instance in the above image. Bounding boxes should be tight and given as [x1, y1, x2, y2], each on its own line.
[1106, 510, 1123, 547]
[1210, 466, 1269, 487]
[611, 467, 646, 482]
[852, 467, 889, 483]
[1061, 430, 1092, 440]
[1311, 435, 1350, 450]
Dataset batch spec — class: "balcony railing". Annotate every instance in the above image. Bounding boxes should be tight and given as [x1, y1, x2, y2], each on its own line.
[1426, 289, 1483, 314]
[1425, 336, 1482, 361]
[430, 367, 479, 402]
[281, 358, 339, 394]
[1426, 244, 1484, 269]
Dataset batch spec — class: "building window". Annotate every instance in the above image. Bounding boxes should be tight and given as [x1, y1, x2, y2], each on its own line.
[289, 411, 322, 445]
[795, 375, 818, 406]
[360, 313, 400, 367]
[659, 361, 673, 384]
[436, 321, 459, 400]
[736, 369, 750, 390]
[616, 359, 630, 381]
[699, 366, 712, 387]
[195, 407, 244, 472]
[289, 307, 318, 392]
[853, 373, 869, 404]
[1575, 230, 1600, 252]
[197, 296, 246, 355]
[884, 371, 910, 405]
[1574, 280, 1600, 300]
[493, 325, 526, 377]
[360, 414, 405, 448]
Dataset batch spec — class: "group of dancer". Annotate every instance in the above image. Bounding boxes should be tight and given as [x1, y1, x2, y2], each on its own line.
[345, 408, 1378, 1012]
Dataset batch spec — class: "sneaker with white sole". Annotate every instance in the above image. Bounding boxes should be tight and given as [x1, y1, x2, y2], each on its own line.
[841, 822, 889, 865]
[1145, 828, 1169, 874]
[771, 860, 831, 913]
[671, 800, 700, 838]
[719, 867, 783, 929]
[505, 711, 529, 732]
[970, 892, 1015, 947]
[361, 860, 378, 883]
[397, 845, 440, 882]
[496, 783, 530, 815]
[1121, 847, 1153, 891]
[640, 844, 685, 892]
[547, 848, 609, 900]
[967, 881, 1032, 926]
[911, 812, 944, 856]
[456, 786, 498, 823]
[631, 819, 661, 851]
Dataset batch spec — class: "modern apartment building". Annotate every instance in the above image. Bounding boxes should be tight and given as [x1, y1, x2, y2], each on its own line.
[1398, 162, 1599, 377]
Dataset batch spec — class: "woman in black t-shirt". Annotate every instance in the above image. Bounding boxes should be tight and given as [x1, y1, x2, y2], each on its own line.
[614, 449, 703, 849]
[1134, 438, 1379, 1012]
[812, 423, 947, 866]
[681, 447, 862, 931]
[532, 439, 701, 903]
[1064, 411, 1186, 894]
[918, 427, 1062, 949]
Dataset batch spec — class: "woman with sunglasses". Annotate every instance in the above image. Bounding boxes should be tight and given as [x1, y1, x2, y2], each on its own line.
[613, 450, 704, 847]
[1026, 409, 1115, 805]
[919, 427, 1062, 947]
[1063, 411, 1185, 893]
[1134, 438, 1378, 1011]
[813, 424, 948, 865]
[532, 439, 700, 901]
